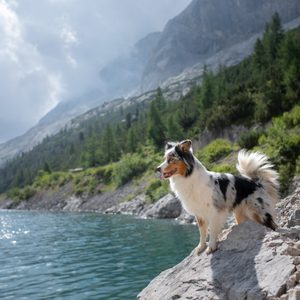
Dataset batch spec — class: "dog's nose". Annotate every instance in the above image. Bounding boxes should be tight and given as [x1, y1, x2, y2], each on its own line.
[156, 167, 161, 173]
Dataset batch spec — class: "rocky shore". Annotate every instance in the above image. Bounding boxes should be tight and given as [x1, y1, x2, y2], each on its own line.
[0, 179, 195, 223]
[1, 178, 300, 299]
[138, 184, 300, 300]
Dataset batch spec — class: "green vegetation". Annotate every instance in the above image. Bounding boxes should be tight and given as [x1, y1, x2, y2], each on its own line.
[112, 153, 149, 187]
[1, 14, 300, 201]
[237, 129, 262, 150]
[195, 139, 235, 167]
[257, 106, 300, 193]
[145, 179, 169, 203]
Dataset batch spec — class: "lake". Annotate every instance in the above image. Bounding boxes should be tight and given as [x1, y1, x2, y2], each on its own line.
[0, 210, 198, 299]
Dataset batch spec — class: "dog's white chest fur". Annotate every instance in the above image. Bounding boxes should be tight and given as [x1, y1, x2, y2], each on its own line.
[170, 167, 213, 220]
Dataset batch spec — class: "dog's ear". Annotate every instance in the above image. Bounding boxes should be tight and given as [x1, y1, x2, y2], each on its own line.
[165, 142, 175, 151]
[179, 140, 192, 152]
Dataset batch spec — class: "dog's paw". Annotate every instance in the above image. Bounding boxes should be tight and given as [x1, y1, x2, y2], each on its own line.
[206, 245, 217, 255]
[195, 243, 207, 255]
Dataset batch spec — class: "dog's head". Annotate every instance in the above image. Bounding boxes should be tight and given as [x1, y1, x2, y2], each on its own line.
[156, 139, 195, 179]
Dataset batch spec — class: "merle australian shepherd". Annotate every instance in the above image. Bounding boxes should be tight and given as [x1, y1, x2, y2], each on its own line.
[156, 140, 279, 254]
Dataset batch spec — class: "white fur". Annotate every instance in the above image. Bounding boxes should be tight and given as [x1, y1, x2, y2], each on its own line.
[237, 150, 279, 203]
[160, 147, 279, 254]
[170, 158, 224, 253]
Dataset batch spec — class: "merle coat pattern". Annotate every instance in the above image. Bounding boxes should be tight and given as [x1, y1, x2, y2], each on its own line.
[157, 140, 279, 254]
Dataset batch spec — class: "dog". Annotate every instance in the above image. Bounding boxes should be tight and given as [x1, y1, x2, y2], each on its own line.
[156, 139, 279, 254]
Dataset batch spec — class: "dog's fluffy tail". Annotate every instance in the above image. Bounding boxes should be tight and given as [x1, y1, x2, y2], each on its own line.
[236, 150, 279, 203]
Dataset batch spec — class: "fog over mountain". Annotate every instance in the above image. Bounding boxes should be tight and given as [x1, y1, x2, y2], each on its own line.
[1, 0, 300, 167]
[0, 0, 191, 143]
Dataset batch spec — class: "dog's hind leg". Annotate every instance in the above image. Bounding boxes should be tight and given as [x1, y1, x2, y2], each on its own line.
[236, 196, 278, 230]
[207, 211, 228, 254]
[233, 203, 249, 224]
[195, 217, 208, 255]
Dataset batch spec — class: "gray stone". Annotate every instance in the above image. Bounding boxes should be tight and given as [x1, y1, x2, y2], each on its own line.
[105, 194, 150, 216]
[143, 194, 182, 219]
[176, 210, 195, 224]
[63, 196, 82, 212]
[288, 285, 300, 300]
[138, 221, 295, 300]
[142, 0, 300, 91]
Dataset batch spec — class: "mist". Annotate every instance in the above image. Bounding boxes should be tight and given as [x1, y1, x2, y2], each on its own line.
[0, 0, 191, 143]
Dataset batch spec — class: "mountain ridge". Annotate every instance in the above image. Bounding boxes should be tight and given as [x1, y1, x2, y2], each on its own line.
[1, 0, 300, 166]
[142, 0, 300, 90]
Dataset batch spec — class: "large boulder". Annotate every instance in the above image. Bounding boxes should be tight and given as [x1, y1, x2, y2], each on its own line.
[105, 194, 150, 216]
[143, 194, 182, 219]
[138, 221, 300, 299]
[277, 187, 300, 228]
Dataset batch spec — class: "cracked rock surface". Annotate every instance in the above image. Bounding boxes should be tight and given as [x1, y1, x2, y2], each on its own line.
[138, 187, 300, 300]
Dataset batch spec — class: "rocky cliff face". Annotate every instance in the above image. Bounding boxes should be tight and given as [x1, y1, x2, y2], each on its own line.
[142, 0, 300, 91]
[138, 186, 300, 300]
[99, 32, 161, 97]
[1, 0, 300, 167]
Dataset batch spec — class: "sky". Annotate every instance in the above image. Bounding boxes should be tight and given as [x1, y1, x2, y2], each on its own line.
[0, 0, 191, 144]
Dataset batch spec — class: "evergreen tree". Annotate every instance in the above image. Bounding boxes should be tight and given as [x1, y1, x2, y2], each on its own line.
[199, 68, 215, 112]
[101, 124, 119, 162]
[154, 87, 166, 111]
[125, 112, 132, 129]
[79, 131, 85, 142]
[147, 101, 166, 149]
[281, 29, 300, 107]
[166, 115, 183, 141]
[126, 128, 138, 153]
[43, 162, 51, 173]
[263, 12, 284, 62]
[253, 38, 266, 70]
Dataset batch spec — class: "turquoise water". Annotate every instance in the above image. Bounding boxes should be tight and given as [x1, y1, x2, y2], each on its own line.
[0, 210, 198, 299]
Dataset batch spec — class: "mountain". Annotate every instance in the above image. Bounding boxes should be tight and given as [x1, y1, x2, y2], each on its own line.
[0, 91, 106, 167]
[142, 0, 300, 91]
[99, 32, 161, 97]
[1, 0, 300, 166]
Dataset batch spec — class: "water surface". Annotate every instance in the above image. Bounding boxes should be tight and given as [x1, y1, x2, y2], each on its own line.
[0, 210, 198, 299]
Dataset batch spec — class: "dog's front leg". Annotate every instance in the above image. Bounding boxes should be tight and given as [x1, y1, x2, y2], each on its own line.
[195, 217, 208, 255]
[207, 212, 228, 254]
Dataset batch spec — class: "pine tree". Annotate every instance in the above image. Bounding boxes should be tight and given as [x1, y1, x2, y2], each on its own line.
[199, 68, 215, 112]
[147, 101, 166, 149]
[101, 124, 119, 162]
[125, 112, 132, 129]
[281, 29, 300, 107]
[263, 12, 284, 62]
[166, 115, 183, 141]
[126, 128, 138, 153]
[43, 162, 51, 174]
[154, 87, 166, 111]
[253, 38, 265, 69]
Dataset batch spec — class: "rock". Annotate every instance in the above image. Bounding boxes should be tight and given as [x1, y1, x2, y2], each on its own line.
[176, 210, 195, 224]
[142, 0, 300, 91]
[143, 194, 182, 219]
[293, 257, 300, 265]
[288, 285, 300, 300]
[63, 196, 82, 212]
[277, 187, 300, 228]
[138, 221, 295, 300]
[286, 246, 300, 257]
[105, 194, 150, 216]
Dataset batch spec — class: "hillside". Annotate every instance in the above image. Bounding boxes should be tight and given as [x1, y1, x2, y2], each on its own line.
[1, 0, 300, 166]
[141, 0, 300, 90]
[138, 218, 300, 299]
[0, 15, 299, 207]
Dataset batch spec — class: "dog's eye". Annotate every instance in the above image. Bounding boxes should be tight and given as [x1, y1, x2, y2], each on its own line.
[168, 157, 176, 163]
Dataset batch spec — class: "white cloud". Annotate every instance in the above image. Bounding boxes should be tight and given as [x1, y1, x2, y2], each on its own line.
[0, 0, 63, 141]
[0, 0, 192, 143]
[60, 25, 78, 45]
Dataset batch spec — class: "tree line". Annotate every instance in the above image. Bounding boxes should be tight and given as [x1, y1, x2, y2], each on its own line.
[0, 13, 299, 193]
